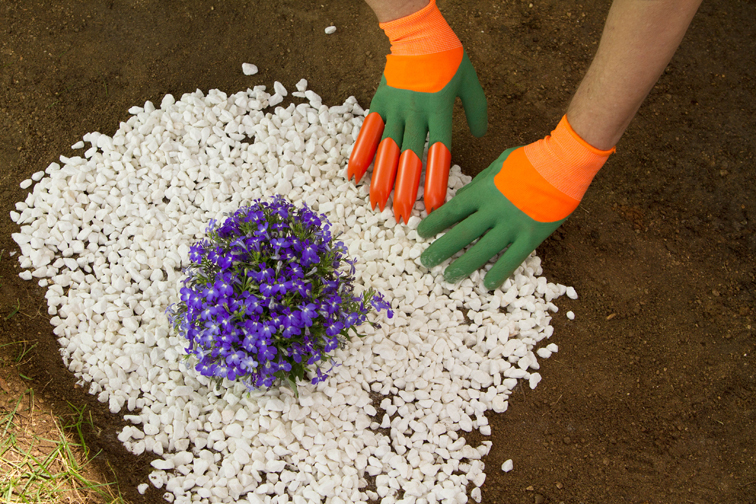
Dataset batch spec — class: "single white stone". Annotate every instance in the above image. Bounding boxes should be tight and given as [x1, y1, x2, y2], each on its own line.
[274, 81, 288, 97]
[566, 311, 575, 320]
[325, 26, 337, 35]
[529, 373, 542, 389]
[242, 63, 259, 75]
[536, 347, 552, 359]
[471, 487, 482, 502]
[502, 459, 514, 472]
[492, 396, 508, 413]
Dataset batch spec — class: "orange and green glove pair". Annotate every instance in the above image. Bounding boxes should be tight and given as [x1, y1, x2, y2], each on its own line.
[418, 115, 615, 290]
[347, 0, 487, 224]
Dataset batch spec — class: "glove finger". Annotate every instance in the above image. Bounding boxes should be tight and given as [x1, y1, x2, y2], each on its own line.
[442, 226, 516, 284]
[428, 108, 453, 152]
[394, 149, 424, 224]
[417, 188, 475, 239]
[381, 114, 405, 150]
[424, 109, 454, 213]
[420, 209, 492, 268]
[371, 106, 405, 211]
[400, 116, 429, 160]
[370, 137, 401, 211]
[347, 112, 385, 183]
[424, 142, 452, 213]
[458, 54, 488, 138]
[482, 238, 536, 290]
[393, 117, 428, 222]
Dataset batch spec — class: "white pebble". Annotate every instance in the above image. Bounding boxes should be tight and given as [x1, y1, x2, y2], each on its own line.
[471, 487, 482, 502]
[566, 311, 575, 320]
[324, 26, 337, 35]
[242, 63, 258, 75]
[273, 81, 288, 97]
[502, 459, 514, 472]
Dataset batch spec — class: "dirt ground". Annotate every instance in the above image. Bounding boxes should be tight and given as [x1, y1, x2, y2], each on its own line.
[1, 0, 754, 503]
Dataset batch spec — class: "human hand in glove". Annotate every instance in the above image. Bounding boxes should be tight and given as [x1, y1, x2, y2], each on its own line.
[347, 0, 487, 224]
[418, 115, 615, 290]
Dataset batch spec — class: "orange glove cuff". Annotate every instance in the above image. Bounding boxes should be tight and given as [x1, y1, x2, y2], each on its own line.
[379, 0, 462, 56]
[495, 116, 615, 222]
[524, 115, 615, 202]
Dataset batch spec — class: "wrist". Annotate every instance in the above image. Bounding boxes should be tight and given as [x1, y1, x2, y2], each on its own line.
[369, 0, 429, 23]
[523, 115, 615, 203]
[379, 0, 461, 56]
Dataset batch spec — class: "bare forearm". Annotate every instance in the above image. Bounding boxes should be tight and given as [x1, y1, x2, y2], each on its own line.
[363, 0, 429, 23]
[567, 0, 702, 150]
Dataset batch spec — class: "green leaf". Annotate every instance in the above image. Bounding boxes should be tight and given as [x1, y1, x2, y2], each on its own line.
[291, 362, 306, 381]
[286, 375, 299, 398]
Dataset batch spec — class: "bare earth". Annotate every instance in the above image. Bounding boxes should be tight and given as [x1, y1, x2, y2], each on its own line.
[1, 1, 754, 503]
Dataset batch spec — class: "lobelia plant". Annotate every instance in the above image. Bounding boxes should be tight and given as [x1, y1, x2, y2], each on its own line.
[167, 195, 392, 394]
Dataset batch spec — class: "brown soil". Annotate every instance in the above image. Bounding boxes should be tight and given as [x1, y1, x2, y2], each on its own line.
[1, 1, 754, 503]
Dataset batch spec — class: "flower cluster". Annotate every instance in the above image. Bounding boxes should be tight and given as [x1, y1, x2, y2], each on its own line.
[167, 195, 392, 392]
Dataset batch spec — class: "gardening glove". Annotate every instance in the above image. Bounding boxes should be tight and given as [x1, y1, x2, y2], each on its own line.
[418, 115, 615, 290]
[347, 0, 487, 224]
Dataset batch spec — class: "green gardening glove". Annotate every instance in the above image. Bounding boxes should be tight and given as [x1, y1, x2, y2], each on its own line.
[418, 116, 615, 290]
[347, 0, 487, 224]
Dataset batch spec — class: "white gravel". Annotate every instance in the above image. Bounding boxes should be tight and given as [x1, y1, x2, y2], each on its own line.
[242, 63, 259, 76]
[11, 77, 572, 504]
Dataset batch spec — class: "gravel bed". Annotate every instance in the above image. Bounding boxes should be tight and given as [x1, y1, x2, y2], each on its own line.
[11, 76, 574, 504]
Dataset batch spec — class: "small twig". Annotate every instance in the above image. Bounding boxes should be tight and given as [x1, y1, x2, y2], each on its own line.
[543, 394, 563, 415]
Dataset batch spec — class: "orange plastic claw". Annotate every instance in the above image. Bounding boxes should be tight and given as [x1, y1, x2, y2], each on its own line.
[347, 112, 385, 183]
[370, 138, 400, 211]
[424, 142, 452, 213]
[393, 150, 423, 224]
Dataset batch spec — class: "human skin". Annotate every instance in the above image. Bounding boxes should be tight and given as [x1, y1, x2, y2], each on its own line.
[566, 0, 703, 150]
[363, 0, 429, 23]
[363, 0, 703, 150]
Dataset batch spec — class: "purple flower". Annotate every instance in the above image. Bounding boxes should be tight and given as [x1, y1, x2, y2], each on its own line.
[322, 295, 342, 316]
[226, 351, 244, 367]
[189, 242, 207, 264]
[240, 355, 258, 370]
[216, 278, 233, 297]
[325, 321, 343, 337]
[203, 284, 220, 303]
[243, 294, 263, 316]
[299, 240, 320, 267]
[167, 196, 391, 395]
[299, 303, 318, 327]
